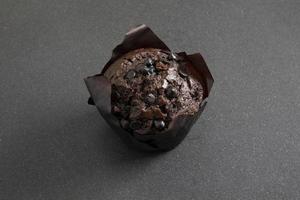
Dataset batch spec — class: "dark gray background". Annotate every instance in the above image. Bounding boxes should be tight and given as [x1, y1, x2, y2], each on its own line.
[1, 0, 300, 199]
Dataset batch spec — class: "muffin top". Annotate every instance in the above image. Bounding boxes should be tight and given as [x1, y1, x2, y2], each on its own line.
[104, 48, 204, 134]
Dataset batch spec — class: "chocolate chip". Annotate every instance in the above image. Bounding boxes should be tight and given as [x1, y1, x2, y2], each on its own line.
[154, 120, 165, 130]
[139, 59, 156, 75]
[145, 93, 156, 104]
[165, 86, 177, 99]
[140, 68, 148, 75]
[124, 69, 136, 79]
[146, 65, 156, 75]
[148, 68, 156, 75]
[129, 120, 142, 130]
[146, 58, 154, 67]
[137, 64, 156, 76]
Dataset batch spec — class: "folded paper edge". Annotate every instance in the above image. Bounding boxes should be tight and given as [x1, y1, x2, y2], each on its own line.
[186, 53, 214, 97]
[84, 75, 111, 116]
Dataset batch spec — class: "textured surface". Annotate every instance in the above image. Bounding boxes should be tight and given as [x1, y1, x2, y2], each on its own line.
[1, 0, 300, 199]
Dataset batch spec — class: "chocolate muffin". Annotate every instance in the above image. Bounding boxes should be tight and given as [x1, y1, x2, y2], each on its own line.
[103, 48, 204, 135]
[85, 24, 213, 151]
